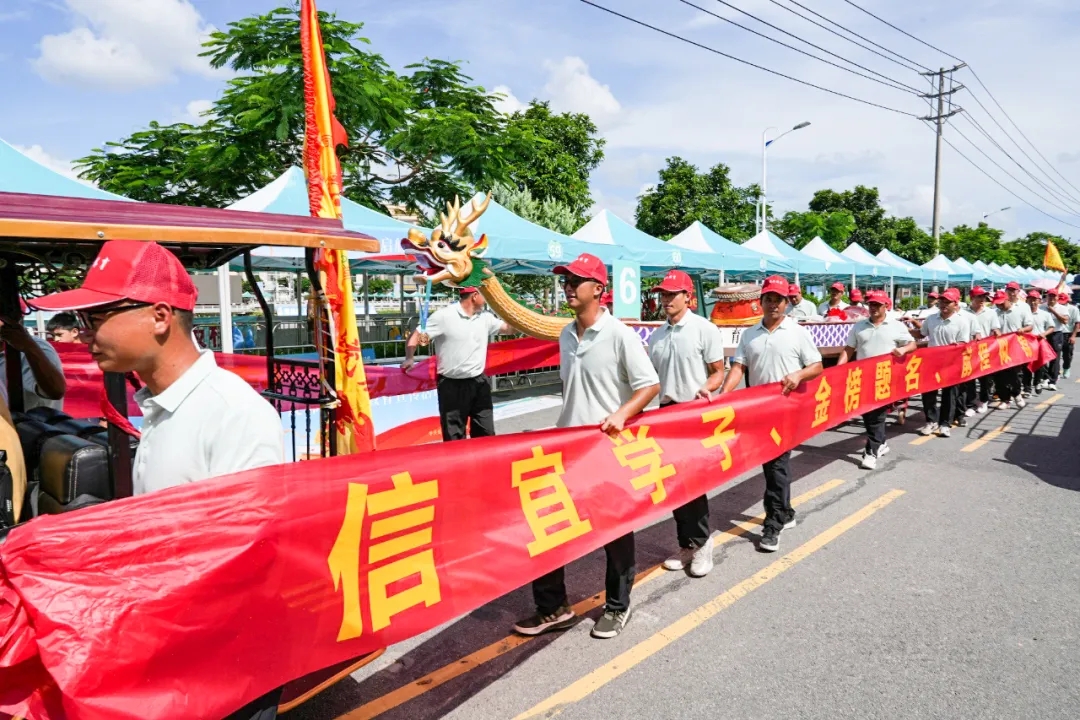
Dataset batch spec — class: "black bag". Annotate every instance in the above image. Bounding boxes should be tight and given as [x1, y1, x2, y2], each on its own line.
[0, 450, 15, 529]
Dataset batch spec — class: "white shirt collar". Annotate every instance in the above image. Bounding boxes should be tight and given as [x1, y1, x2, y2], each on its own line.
[136, 350, 217, 413]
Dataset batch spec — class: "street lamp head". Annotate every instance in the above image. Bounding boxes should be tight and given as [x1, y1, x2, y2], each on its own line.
[793, 121, 811, 130]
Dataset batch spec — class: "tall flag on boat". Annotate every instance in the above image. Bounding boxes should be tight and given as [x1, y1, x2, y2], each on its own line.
[300, 0, 376, 453]
[1044, 239, 1066, 272]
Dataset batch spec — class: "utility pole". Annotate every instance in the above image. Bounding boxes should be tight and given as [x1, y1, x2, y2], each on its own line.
[921, 63, 966, 255]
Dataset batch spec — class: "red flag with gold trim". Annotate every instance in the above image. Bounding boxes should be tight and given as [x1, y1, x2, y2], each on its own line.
[300, 0, 375, 453]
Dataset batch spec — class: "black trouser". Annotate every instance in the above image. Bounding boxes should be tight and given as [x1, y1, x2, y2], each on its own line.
[223, 688, 283, 720]
[762, 451, 793, 533]
[963, 377, 992, 408]
[995, 367, 1021, 403]
[953, 381, 970, 422]
[1022, 364, 1036, 393]
[922, 385, 956, 426]
[436, 374, 495, 441]
[532, 532, 636, 615]
[660, 401, 710, 548]
[862, 405, 888, 455]
[1064, 335, 1075, 372]
[1045, 332, 1064, 384]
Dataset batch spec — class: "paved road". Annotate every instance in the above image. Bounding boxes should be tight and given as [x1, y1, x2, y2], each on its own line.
[286, 377, 1080, 720]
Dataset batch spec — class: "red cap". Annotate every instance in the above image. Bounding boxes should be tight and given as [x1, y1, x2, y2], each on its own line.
[865, 290, 889, 305]
[652, 269, 693, 294]
[970, 286, 988, 297]
[761, 275, 789, 297]
[788, 283, 801, 296]
[601, 290, 613, 306]
[553, 253, 608, 286]
[1026, 289, 1041, 300]
[1059, 292, 1070, 302]
[1006, 281, 1021, 290]
[928, 292, 939, 299]
[459, 287, 479, 296]
[830, 282, 845, 292]
[850, 289, 864, 302]
[992, 290, 1008, 304]
[940, 288, 961, 303]
[31, 241, 197, 311]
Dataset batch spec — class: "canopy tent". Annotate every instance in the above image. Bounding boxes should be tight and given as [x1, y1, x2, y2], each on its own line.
[970, 260, 1008, 285]
[667, 221, 792, 277]
[922, 254, 973, 284]
[800, 237, 881, 283]
[0, 137, 129, 201]
[572, 210, 734, 275]
[840, 242, 923, 283]
[740, 230, 834, 281]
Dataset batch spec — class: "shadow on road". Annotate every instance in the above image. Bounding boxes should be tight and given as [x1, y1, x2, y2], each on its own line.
[1002, 406, 1080, 492]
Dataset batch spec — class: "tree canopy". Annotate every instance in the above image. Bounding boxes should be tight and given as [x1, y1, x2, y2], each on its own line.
[634, 157, 760, 241]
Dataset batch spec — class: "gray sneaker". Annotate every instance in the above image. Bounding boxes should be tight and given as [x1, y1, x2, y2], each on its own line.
[918, 423, 938, 436]
[689, 537, 715, 577]
[936, 425, 951, 438]
[591, 608, 631, 639]
[513, 606, 576, 636]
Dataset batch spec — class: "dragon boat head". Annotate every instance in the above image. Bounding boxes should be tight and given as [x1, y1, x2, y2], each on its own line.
[402, 193, 493, 289]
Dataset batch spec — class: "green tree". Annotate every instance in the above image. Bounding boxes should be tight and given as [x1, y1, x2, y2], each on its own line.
[939, 223, 1010, 265]
[879, 216, 935, 265]
[1002, 232, 1080, 271]
[635, 157, 760, 241]
[805, 186, 890, 252]
[76, 6, 536, 214]
[504, 101, 605, 223]
[775, 209, 857, 249]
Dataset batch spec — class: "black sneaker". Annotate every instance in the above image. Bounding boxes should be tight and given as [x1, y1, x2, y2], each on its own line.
[512, 606, 576, 636]
[956, 418, 968, 428]
[591, 608, 632, 639]
[759, 526, 780, 552]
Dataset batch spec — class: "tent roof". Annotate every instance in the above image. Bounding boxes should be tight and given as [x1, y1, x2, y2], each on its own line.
[800, 237, 877, 278]
[573, 210, 731, 273]
[741, 230, 833, 277]
[841, 242, 922, 282]
[667, 221, 791, 275]
[0, 137, 129, 202]
[922, 254, 972, 283]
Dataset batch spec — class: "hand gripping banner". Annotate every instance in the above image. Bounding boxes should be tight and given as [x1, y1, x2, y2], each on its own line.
[0, 334, 1053, 719]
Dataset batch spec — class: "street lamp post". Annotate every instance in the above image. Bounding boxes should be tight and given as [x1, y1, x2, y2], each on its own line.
[982, 206, 1011, 221]
[761, 121, 810, 234]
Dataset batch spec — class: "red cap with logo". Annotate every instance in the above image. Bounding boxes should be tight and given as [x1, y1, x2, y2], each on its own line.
[1059, 292, 1071, 302]
[1026, 289, 1042, 300]
[553, 253, 608, 286]
[865, 290, 889, 305]
[928, 291, 939, 300]
[970, 286, 989, 296]
[992, 290, 1008, 304]
[850, 288, 864, 302]
[830, 281, 846, 292]
[1006, 281, 1021, 290]
[459, 287, 479, 296]
[652, 269, 693, 294]
[788, 283, 801, 296]
[761, 275, 789, 297]
[31, 240, 197, 312]
[940, 288, 961, 303]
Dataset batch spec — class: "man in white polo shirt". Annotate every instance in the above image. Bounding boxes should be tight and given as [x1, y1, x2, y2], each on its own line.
[402, 287, 510, 441]
[0, 298, 66, 413]
[647, 269, 725, 578]
[911, 288, 973, 438]
[786, 283, 818, 319]
[512, 253, 659, 640]
[817, 281, 849, 317]
[1042, 291, 1069, 391]
[1023, 290, 1053, 395]
[991, 290, 1032, 410]
[1060, 292, 1079, 379]
[838, 290, 916, 469]
[963, 287, 1000, 415]
[31, 240, 285, 719]
[720, 275, 823, 553]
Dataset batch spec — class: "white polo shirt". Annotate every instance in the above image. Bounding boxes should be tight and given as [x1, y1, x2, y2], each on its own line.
[133, 350, 284, 496]
[0, 336, 64, 412]
[426, 303, 503, 380]
[787, 299, 818, 319]
[998, 303, 1033, 334]
[1028, 306, 1053, 335]
[921, 312, 973, 347]
[966, 306, 999, 338]
[844, 317, 915, 360]
[1067, 304, 1080, 333]
[1044, 304, 1069, 333]
[648, 311, 725, 404]
[817, 300, 849, 316]
[733, 316, 822, 387]
[558, 311, 659, 428]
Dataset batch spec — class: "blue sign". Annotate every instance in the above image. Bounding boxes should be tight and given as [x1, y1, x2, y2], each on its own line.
[613, 260, 641, 320]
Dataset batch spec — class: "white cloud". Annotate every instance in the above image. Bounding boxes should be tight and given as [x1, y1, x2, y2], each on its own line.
[182, 99, 214, 124]
[492, 84, 527, 115]
[34, 0, 220, 90]
[14, 144, 94, 186]
[542, 57, 622, 128]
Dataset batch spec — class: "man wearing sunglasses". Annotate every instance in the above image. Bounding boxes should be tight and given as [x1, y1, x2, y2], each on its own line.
[0, 298, 66, 412]
[512, 253, 659, 640]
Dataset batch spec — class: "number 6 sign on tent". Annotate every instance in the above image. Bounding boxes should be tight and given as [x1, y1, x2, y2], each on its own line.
[613, 260, 641, 320]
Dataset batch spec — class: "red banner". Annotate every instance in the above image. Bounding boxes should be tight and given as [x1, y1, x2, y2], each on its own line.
[0, 334, 1052, 719]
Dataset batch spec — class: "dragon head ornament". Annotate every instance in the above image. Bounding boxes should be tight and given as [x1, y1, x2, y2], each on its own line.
[401, 193, 493, 289]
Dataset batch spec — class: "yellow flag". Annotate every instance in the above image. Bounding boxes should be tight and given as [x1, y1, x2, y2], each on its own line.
[1044, 239, 1066, 272]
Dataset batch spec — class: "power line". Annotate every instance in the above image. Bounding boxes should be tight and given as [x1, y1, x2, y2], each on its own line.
[678, 0, 923, 95]
[840, 0, 962, 63]
[769, 0, 930, 73]
[577, 0, 921, 117]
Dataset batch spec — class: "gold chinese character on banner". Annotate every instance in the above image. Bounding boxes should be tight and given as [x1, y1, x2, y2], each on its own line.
[998, 338, 1012, 365]
[512, 446, 592, 557]
[811, 376, 832, 428]
[978, 342, 991, 371]
[610, 426, 676, 504]
[874, 361, 892, 401]
[961, 347, 974, 379]
[905, 355, 922, 393]
[1017, 334, 1033, 358]
[328, 472, 442, 642]
[844, 368, 863, 413]
[701, 405, 737, 471]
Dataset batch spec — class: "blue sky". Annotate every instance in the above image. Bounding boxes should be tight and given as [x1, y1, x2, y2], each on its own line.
[3, 0, 1080, 242]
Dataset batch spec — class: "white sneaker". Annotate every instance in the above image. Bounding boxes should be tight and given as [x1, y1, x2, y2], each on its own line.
[663, 547, 696, 571]
[860, 451, 878, 470]
[918, 423, 938, 436]
[936, 425, 951, 438]
[689, 537, 714, 578]
[1016, 397, 1027, 408]
[878, 442, 891, 457]
[1047, 383, 1057, 391]
[975, 403, 989, 414]
[783, 517, 797, 530]
[964, 408, 976, 418]
[1064, 369, 1071, 379]
[991, 400, 1010, 410]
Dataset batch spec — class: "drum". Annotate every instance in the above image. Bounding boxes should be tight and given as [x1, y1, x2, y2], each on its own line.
[710, 284, 763, 327]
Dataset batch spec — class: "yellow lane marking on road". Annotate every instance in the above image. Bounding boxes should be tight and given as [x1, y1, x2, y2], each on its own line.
[961, 425, 1011, 453]
[1035, 393, 1064, 410]
[338, 479, 845, 720]
[513, 489, 906, 720]
[909, 434, 934, 445]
